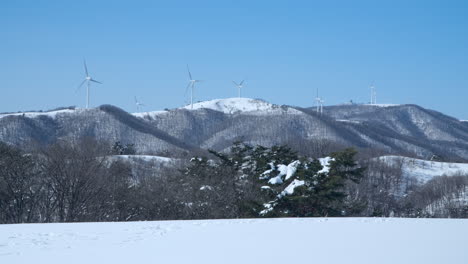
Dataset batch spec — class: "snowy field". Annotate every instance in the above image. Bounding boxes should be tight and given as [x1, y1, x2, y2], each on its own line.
[1, 218, 467, 264]
[381, 156, 468, 183]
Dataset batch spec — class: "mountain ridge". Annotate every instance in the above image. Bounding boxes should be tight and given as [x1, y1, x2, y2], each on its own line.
[1, 98, 467, 161]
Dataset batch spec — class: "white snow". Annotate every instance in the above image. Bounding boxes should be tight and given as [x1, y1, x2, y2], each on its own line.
[268, 175, 283, 185]
[266, 160, 301, 184]
[0, 218, 467, 264]
[112, 155, 174, 163]
[181, 98, 301, 115]
[259, 204, 275, 215]
[277, 164, 288, 176]
[364, 103, 400, 107]
[259, 162, 275, 180]
[381, 156, 468, 183]
[318, 157, 333, 173]
[132, 110, 168, 119]
[336, 119, 361, 124]
[285, 160, 300, 180]
[280, 179, 305, 196]
[200, 185, 214, 191]
[0, 109, 77, 120]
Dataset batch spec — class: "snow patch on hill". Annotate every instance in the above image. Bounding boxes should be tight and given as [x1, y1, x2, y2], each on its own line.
[112, 155, 174, 163]
[181, 98, 302, 115]
[132, 110, 168, 119]
[381, 156, 468, 183]
[363, 103, 400, 107]
[0, 218, 467, 264]
[336, 119, 361, 124]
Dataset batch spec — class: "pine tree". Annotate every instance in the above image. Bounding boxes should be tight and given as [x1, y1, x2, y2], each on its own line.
[269, 148, 364, 217]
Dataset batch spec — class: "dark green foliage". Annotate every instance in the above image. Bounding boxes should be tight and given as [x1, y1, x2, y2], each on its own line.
[268, 148, 365, 217]
[111, 141, 136, 155]
[208, 143, 364, 218]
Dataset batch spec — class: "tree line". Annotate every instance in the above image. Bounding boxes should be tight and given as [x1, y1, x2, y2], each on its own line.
[0, 139, 466, 224]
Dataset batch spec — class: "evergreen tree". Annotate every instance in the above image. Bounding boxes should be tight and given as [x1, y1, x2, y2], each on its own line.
[263, 148, 365, 217]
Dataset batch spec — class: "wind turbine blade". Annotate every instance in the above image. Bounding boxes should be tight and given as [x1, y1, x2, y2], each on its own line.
[90, 79, 102, 84]
[75, 79, 86, 92]
[84, 59, 89, 77]
[232, 81, 238, 86]
[187, 64, 193, 80]
[239, 80, 244, 86]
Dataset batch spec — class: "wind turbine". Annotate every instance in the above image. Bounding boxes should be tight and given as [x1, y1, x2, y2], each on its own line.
[186, 65, 203, 109]
[232, 80, 245, 98]
[76, 60, 102, 108]
[370, 84, 377, 105]
[318, 98, 324, 114]
[135, 96, 144, 112]
[315, 88, 324, 115]
[315, 88, 320, 113]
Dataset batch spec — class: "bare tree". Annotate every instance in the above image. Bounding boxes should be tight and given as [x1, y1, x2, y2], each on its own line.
[38, 138, 110, 222]
[0, 142, 42, 223]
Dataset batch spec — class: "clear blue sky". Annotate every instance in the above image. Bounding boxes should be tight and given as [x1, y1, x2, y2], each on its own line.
[2, 0, 468, 118]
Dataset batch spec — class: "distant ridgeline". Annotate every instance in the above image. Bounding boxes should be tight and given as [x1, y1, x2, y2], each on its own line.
[1, 98, 468, 161]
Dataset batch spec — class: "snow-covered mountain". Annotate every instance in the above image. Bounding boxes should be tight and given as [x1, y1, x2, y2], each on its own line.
[1, 98, 468, 160]
[1, 218, 467, 264]
[180, 98, 301, 115]
[132, 98, 299, 118]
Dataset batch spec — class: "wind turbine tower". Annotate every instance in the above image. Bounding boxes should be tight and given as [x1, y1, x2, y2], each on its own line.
[233, 80, 245, 98]
[315, 88, 324, 115]
[186, 65, 203, 109]
[135, 96, 144, 112]
[370, 85, 377, 105]
[77, 60, 102, 108]
[319, 98, 324, 114]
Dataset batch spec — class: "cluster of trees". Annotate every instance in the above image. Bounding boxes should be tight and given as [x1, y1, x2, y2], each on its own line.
[0, 139, 135, 223]
[0, 139, 367, 223]
[403, 174, 468, 218]
[353, 158, 468, 218]
[1, 139, 466, 224]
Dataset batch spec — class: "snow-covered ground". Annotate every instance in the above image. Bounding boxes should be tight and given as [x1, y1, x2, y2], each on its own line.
[0, 218, 466, 264]
[381, 156, 468, 183]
